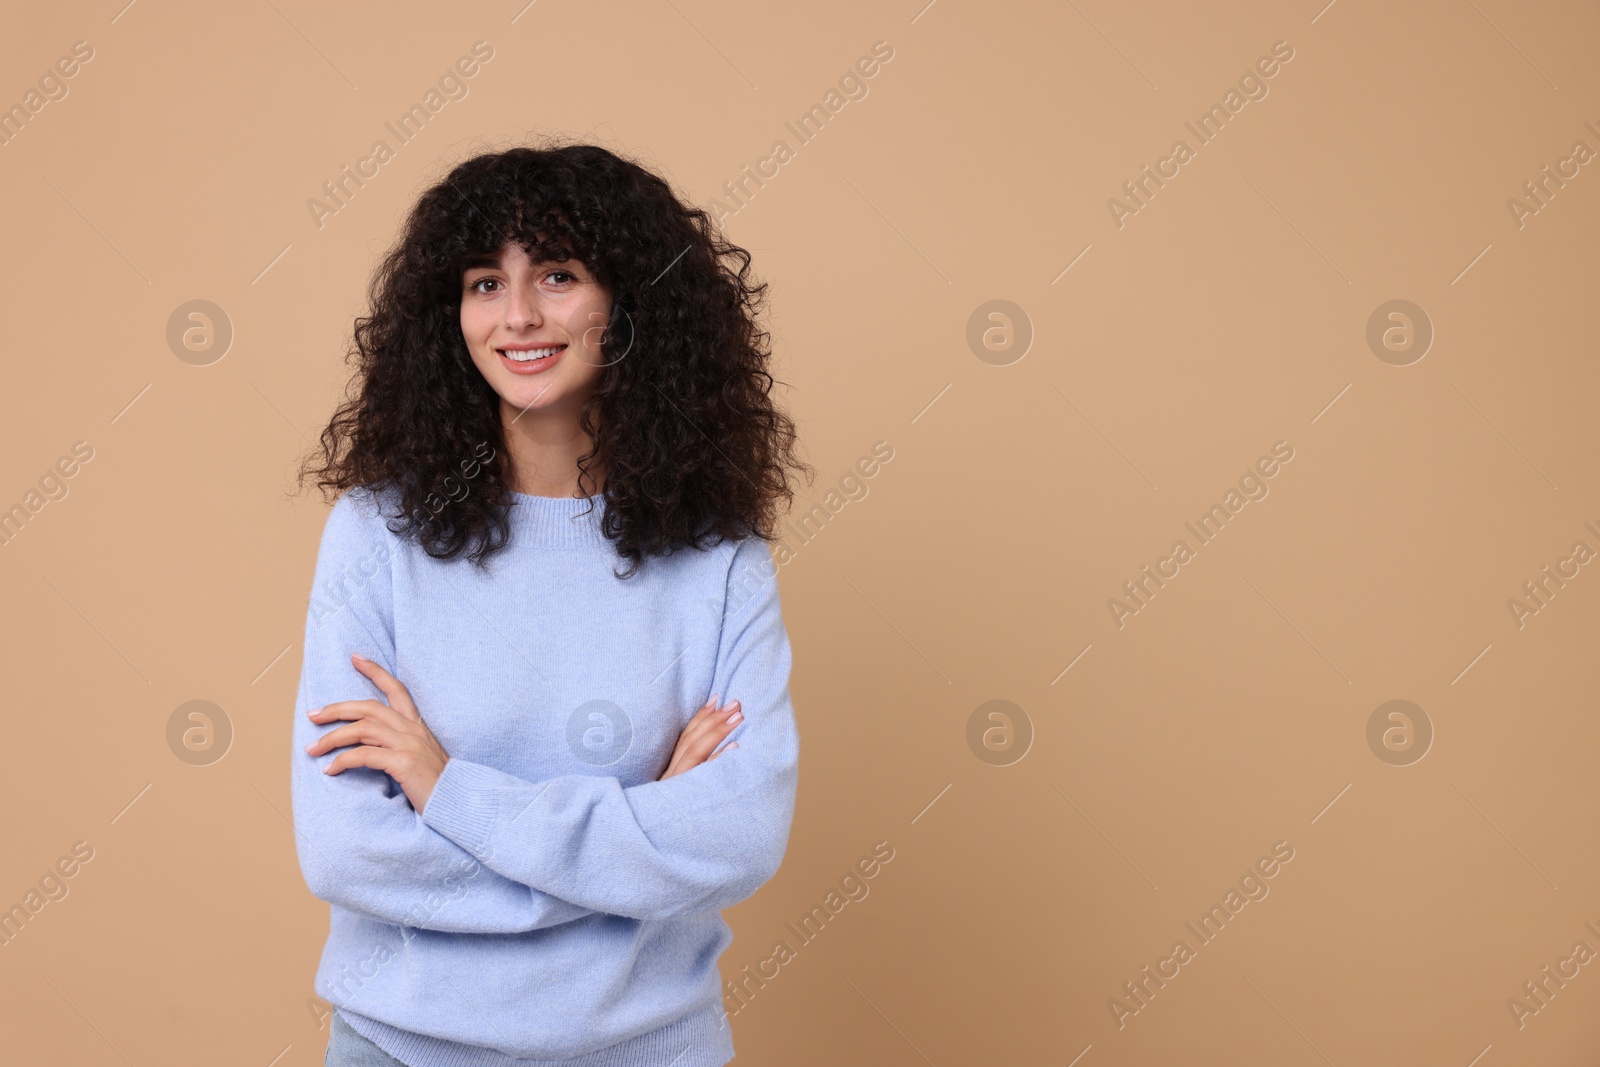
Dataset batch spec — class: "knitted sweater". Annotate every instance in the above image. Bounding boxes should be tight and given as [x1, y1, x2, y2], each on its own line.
[290, 485, 800, 1066]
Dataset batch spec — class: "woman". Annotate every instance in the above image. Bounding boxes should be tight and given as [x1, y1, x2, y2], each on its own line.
[291, 140, 812, 1067]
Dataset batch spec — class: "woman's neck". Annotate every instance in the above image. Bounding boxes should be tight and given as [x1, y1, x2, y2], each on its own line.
[501, 410, 604, 498]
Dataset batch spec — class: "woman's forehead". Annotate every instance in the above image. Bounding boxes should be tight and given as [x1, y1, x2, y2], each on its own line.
[464, 241, 582, 270]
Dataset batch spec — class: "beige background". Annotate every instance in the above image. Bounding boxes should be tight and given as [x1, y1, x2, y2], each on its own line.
[1, 0, 1597, 1063]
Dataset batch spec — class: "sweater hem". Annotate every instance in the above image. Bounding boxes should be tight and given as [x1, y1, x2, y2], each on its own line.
[336, 1000, 734, 1067]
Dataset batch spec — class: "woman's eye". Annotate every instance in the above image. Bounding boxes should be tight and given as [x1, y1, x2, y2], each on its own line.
[468, 272, 577, 292]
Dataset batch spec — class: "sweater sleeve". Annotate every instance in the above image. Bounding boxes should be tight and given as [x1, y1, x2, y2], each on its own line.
[289, 489, 600, 933]
[419, 535, 801, 922]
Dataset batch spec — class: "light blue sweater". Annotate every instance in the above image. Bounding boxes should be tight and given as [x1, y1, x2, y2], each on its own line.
[290, 485, 800, 1066]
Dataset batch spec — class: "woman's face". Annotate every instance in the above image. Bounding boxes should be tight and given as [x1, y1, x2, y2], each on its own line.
[460, 241, 613, 419]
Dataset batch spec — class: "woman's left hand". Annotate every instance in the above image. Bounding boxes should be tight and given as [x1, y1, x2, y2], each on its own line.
[305, 653, 451, 813]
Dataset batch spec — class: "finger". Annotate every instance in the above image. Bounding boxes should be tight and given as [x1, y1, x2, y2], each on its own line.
[707, 741, 739, 762]
[677, 707, 742, 764]
[310, 698, 405, 728]
[351, 654, 421, 720]
[661, 699, 739, 779]
[324, 744, 394, 777]
[672, 719, 720, 761]
[679, 699, 741, 747]
[683, 696, 720, 730]
[663, 728, 711, 778]
[306, 720, 400, 757]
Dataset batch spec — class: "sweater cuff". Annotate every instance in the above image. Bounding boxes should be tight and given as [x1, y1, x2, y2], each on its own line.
[419, 758, 503, 857]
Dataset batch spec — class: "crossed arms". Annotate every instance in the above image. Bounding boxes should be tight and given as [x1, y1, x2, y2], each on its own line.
[288, 491, 799, 932]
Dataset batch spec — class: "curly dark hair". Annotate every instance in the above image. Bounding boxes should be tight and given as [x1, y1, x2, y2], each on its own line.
[296, 136, 812, 578]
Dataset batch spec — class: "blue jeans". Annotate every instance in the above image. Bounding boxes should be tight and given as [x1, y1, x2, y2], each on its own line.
[326, 1011, 410, 1067]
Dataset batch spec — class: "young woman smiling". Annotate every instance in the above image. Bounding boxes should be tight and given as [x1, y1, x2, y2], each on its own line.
[293, 140, 812, 1067]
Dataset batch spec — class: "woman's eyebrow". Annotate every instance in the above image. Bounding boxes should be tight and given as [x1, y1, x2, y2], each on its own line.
[463, 254, 579, 273]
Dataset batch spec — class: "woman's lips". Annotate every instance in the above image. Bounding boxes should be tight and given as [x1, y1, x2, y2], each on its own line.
[497, 344, 566, 374]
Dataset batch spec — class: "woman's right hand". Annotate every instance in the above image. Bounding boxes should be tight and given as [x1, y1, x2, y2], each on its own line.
[658, 695, 742, 781]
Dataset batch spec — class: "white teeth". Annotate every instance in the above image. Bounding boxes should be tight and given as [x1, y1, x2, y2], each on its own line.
[502, 346, 562, 361]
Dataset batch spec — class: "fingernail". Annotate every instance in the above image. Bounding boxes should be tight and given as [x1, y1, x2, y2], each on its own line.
[728, 742, 739, 750]
[304, 743, 314, 752]
[728, 711, 743, 725]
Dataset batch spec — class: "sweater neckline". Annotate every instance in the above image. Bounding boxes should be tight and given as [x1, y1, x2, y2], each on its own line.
[505, 489, 611, 549]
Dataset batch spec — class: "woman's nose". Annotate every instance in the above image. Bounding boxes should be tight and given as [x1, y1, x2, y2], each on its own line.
[503, 283, 544, 329]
